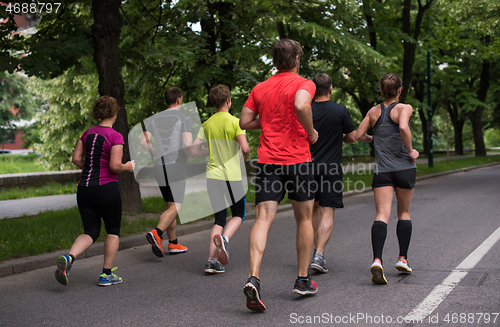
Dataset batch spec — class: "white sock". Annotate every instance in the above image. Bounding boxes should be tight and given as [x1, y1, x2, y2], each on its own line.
[223, 235, 229, 243]
[208, 258, 217, 264]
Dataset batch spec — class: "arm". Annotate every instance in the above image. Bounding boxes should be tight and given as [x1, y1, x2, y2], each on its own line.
[72, 140, 85, 169]
[182, 132, 193, 161]
[109, 144, 135, 173]
[190, 137, 210, 158]
[399, 104, 419, 161]
[294, 89, 318, 144]
[343, 131, 356, 144]
[239, 106, 261, 130]
[236, 134, 250, 161]
[355, 113, 372, 141]
[139, 131, 155, 157]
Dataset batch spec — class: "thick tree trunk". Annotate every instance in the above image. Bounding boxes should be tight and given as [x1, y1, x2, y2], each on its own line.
[468, 59, 490, 157]
[447, 102, 465, 155]
[92, 0, 142, 212]
[400, 0, 433, 103]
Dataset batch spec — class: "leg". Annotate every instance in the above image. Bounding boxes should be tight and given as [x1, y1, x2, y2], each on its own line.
[291, 199, 315, 278]
[395, 187, 414, 260]
[312, 203, 335, 255]
[69, 234, 94, 258]
[103, 234, 120, 269]
[372, 186, 394, 262]
[157, 201, 182, 232]
[248, 201, 278, 279]
[209, 224, 224, 259]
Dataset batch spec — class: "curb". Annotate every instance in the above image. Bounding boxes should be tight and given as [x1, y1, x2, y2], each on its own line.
[1, 161, 499, 278]
[0, 203, 292, 278]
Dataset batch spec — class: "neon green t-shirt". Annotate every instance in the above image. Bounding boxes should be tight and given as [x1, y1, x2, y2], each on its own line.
[197, 112, 246, 181]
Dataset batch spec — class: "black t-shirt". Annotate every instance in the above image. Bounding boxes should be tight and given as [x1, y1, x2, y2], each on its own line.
[310, 100, 356, 164]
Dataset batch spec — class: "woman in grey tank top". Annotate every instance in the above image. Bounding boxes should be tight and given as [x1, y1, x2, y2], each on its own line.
[355, 73, 419, 285]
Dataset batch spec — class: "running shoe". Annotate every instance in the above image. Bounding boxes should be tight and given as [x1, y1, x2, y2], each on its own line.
[292, 277, 318, 295]
[309, 252, 328, 273]
[146, 229, 164, 257]
[395, 256, 412, 273]
[98, 267, 123, 286]
[370, 260, 388, 284]
[55, 255, 72, 286]
[213, 234, 229, 265]
[168, 242, 188, 254]
[204, 260, 225, 274]
[243, 276, 266, 311]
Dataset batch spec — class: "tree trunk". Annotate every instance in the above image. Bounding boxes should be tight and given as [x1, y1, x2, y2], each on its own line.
[92, 0, 142, 212]
[400, 0, 434, 103]
[447, 102, 465, 155]
[468, 59, 490, 157]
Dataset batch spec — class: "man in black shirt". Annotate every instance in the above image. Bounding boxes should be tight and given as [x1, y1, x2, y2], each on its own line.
[309, 73, 372, 273]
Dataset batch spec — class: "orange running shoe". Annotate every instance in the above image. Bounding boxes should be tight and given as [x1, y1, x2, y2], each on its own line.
[146, 229, 164, 257]
[168, 242, 188, 254]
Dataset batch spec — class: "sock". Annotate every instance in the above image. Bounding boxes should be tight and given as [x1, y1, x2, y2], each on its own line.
[223, 235, 229, 243]
[102, 268, 112, 275]
[155, 227, 163, 238]
[69, 254, 75, 263]
[208, 258, 217, 263]
[397, 220, 412, 259]
[169, 238, 178, 244]
[298, 275, 310, 281]
[371, 221, 388, 264]
[250, 276, 260, 284]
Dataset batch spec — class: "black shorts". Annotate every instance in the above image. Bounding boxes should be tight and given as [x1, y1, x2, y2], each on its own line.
[254, 162, 315, 205]
[77, 181, 122, 241]
[372, 168, 416, 189]
[314, 164, 344, 208]
[154, 162, 186, 204]
[207, 179, 246, 227]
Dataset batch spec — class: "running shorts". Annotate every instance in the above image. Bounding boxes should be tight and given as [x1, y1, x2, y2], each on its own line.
[207, 179, 246, 227]
[254, 162, 315, 205]
[372, 168, 416, 189]
[314, 163, 344, 208]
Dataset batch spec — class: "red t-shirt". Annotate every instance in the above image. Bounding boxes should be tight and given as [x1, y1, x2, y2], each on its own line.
[244, 72, 316, 165]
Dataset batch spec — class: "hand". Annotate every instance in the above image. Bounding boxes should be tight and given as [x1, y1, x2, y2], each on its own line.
[409, 149, 419, 162]
[126, 160, 135, 172]
[308, 129, 319, 144]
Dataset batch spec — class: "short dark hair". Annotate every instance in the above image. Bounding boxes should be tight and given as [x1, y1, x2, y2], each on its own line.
[312, 73, 332, 98]
[164, 87, 183, 106]
[271, 39, 303, 71]
[92, 96, 120, 121]
[209, 84, 231, 109]
[379, 73, 402, 98]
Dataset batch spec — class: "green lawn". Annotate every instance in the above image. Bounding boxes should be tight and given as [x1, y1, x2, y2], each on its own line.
[0, 154, 47, 174]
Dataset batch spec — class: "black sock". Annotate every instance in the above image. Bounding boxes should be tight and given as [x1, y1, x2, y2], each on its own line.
[397, 220, 412, 259]
[155, 227, 163, 238]
[102, 268, 112, 275]
[371, 221, 387, 263]
[169, 238, 178, 245]
[69, 254, 75, 263]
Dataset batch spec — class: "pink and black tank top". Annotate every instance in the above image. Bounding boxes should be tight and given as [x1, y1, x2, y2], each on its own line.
[78, 125, 124, 187]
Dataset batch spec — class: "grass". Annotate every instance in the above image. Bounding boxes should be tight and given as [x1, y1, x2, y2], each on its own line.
[1, 155, 499, 262]
[0, 182, 78, 200]
[0, 154, 46, 174]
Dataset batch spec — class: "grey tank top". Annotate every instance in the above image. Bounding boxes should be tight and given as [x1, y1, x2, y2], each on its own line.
[373, 102, 416, 173]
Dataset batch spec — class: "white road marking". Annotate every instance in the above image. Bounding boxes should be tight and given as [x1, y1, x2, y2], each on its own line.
[404, 225, 500, 322]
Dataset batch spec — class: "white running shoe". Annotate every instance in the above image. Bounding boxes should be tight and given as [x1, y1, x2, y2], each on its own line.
[370, 260, 388, 284]
[395, 257, 412, 273]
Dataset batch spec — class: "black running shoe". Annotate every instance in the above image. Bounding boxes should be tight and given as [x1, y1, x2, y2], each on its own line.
[292, 277, 318, 295]
[204, 260, 225, 274]
[243, 276, 266, 311]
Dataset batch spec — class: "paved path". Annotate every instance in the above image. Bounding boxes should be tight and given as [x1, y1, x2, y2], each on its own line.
[0, 153, 497, 219]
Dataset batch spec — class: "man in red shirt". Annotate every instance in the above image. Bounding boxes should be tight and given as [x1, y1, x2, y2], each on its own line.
[240, 39, 319, 311]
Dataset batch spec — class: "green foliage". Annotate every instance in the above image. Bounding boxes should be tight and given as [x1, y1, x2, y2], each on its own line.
[0, 153, 45, 174]
[29, 58, 99, 170]
[0, 182, 78, 200]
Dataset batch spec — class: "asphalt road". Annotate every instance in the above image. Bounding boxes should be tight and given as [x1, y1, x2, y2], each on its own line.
[1, 165, 499, 326]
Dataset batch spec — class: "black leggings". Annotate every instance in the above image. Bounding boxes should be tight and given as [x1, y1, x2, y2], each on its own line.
[77, 182, 122, 242]
[207, 179, 246, 228]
